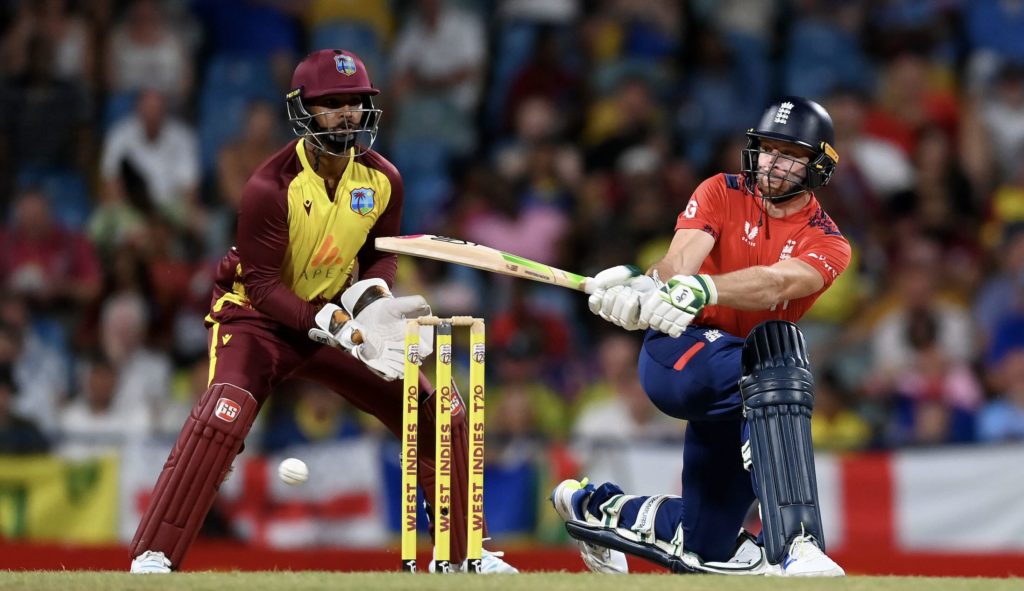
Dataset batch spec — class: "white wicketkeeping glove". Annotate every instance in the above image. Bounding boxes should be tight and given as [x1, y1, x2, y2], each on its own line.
[308, 304, 364, 350]
[587, 265, 658, 330]
[638, 273, 717, 338]
[340, 278, 434, 381]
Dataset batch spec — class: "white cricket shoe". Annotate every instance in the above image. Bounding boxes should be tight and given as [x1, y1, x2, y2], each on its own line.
[699, 529, 772, 575]
[130, 550, 172, 574]
[428, 544, 519, 573]
[550, 478, 629, 574]
[770, 533, 845, 577]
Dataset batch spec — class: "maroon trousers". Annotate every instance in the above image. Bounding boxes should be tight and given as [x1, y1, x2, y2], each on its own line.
[130, 321, 475, 568]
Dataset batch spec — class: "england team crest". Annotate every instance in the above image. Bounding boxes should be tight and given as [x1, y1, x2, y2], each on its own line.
[350, 188, 375, 215]
[335, 54, 357, 76]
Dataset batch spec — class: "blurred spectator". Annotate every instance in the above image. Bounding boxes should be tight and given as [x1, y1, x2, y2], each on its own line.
[488, 328, 569, 445]
[159, 356, 210, 436]
[963, 62, 1024, 201]
[502, 27, 581, 134]
[782, 0, 873, 99]
[0, 363, 49, 454]
[676, 28, 761, 171]
[0, 188, 102, 309]
[583, 75, 668, 172]
[885, 307, 982, 446]
[216, 101, 283, 210]
[304, 0, 393, 44]
[572, 333, 680, 446]
[0, 33, 92, 188]
[974, 223, 1024, 346]
[863, 50, 960, 156]
[1, 0, 96, 85]
[100, 89, 200, 224]
[458, 168, 571, 268]
[392, 0, 485, 115]
[106, 0, 192, 102]
[825, 88, 914, 226]
[263, 381, 363, 452]
[0, 320, 65, 436]
[978, 348, 1024, 442]
[99, 291, 171, 430]
[59, 353, 148, 458]
[811, 368, 872, 451]
[869, 237, 973, 383]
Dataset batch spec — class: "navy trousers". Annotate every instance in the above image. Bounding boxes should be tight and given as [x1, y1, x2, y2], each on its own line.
[584, 326, 756, 561]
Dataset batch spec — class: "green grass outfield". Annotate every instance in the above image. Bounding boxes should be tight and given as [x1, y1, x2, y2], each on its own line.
[0, 572, 1019, 591]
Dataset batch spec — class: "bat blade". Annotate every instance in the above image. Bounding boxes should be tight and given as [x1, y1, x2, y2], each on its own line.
[375, 235, 594, 294]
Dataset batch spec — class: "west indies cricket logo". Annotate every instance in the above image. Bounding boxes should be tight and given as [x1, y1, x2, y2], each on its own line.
[350, 188, 375, 216]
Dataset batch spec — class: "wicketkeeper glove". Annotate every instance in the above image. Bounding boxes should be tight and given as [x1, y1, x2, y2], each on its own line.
[340, 278, 434, 381]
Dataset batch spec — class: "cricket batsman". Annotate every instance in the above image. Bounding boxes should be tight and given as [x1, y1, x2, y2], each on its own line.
[552, 97, 849, 576]
[129, 49, 516, 574]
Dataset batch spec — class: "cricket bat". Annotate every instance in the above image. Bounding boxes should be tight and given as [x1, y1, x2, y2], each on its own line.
[375, 234, 596, 294]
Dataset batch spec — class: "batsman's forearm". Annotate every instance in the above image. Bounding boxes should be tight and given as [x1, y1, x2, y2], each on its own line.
[710, 266, 786, 311]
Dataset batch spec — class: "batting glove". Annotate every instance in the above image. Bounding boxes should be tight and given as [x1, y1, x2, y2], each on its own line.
[638, 273, 718, 338]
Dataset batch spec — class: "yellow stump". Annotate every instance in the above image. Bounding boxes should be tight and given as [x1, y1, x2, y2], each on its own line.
[401, 320, 421, 572]
[433, 322, 453, 572]
[466, 319, 486, 573]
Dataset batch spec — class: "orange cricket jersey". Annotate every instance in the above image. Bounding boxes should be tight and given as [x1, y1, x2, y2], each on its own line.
[675, 173, 851, 336]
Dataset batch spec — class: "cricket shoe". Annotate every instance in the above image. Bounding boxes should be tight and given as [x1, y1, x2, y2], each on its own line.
[550, 478, 628, 574]
[130, 550, 171, 574]
[428, 544, 519, 573]
[768, 532, 845, 577]
[696, 529, 771, 575]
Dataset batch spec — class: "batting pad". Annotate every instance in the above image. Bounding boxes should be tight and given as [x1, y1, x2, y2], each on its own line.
[130, 383, 259, 568]
[739, 321, 824, 565]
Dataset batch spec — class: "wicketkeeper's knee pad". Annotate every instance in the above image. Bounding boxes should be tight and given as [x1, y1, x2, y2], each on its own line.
[739, 320, 824, 564]
[130, 383, 259, 568]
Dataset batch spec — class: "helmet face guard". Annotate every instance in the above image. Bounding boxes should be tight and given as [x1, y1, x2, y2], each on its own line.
[286, 89, 381, 157]
[740, 97, 840, 203]
[741, 132, 839, 203]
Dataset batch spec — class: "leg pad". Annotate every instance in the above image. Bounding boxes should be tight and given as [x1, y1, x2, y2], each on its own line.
[739, 321, 824, 564]
[129, 383, 259, 568]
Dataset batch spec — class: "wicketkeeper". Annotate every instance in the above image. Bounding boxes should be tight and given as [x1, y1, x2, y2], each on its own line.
[129, 49, 516, 574]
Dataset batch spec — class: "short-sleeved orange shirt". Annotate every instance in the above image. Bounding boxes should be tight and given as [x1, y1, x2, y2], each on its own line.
[674, 173, 851, 336]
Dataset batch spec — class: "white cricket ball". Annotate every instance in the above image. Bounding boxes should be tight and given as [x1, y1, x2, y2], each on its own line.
[278, 457, 309, 485]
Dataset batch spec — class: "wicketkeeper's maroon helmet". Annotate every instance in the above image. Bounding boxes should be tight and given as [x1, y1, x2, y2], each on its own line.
[286, 49, 381, 156]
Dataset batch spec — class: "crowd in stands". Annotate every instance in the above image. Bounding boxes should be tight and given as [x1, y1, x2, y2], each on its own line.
[1, 0, 1024, 472]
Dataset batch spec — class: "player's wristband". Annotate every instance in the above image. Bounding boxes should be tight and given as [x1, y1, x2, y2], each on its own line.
[695, 274, 718, 305]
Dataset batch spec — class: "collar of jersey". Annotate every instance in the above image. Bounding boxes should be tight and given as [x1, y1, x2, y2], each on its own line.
[295, 138, 355, 177]
[749, 189, 820, 223]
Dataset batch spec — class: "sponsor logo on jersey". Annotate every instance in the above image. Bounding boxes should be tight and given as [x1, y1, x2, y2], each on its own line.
[350, 187, 375, 215]
[335, 54, 357, 76]
[311, 235, 345, 267]
[221, 333, 233, 346]
[215, 398, 241, 422]
[743, 221, 759, 246]
[779, 239, 797, 261]
[703, 329, 722, 342]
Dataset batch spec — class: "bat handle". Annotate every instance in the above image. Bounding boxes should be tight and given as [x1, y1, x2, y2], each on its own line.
[581, 278, 597, 295]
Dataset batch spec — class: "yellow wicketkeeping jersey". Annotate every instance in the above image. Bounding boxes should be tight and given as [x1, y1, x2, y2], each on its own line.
[282, 139, 393, 302]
